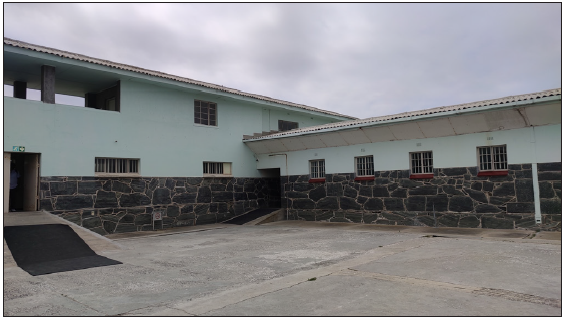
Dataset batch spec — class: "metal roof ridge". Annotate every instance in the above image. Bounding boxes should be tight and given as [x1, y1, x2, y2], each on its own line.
[4, 37, 357, 120]
[244, 88, 562, 141]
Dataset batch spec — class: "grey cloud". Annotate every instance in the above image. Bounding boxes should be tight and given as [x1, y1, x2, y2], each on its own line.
[4, 3, 561, 119]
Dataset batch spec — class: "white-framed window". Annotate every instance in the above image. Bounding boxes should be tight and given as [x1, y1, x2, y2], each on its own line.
[355, 156, 374, 177]
[410, 151, 433, 174]
[309, 159, 325, 179]
[203, 162, 232, 176]
[95, 158, 139, 174]
[194, 100, 217, 126]
[278, 120, 299, 132]
[478, 145, 507, 171]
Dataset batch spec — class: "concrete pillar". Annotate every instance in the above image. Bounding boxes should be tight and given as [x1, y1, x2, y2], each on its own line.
[13, 81, 27, 99]
[41, 65, 56, 104]
[85, 93, 98, 108]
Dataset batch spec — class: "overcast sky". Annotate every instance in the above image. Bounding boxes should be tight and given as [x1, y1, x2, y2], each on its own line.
[4, 3, 561, 119]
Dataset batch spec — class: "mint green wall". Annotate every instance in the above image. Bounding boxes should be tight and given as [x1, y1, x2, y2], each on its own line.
[261, 108, 338, 132]
[255, 124, 562, 176]
[4, 79, 339, 177]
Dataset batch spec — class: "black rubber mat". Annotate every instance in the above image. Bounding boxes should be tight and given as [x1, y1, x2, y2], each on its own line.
[222, 208, 279, 225]
[4, 224, 121, 276]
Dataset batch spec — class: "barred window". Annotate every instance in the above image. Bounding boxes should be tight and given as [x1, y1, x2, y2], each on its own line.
[478, 145, 507, 171]
[203, 162, 232, 176]
[355, 156, 374, 177]
[310, 160, 325, 179]
[95, 158, 139, 174]
[278, 120, 299, 132]
[410, 151, 433, 174]
[194, 100, 217, 126]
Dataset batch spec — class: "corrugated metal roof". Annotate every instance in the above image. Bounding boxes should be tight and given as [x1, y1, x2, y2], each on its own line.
[244, 88, 562, 141]
[3, 37, 356, 120]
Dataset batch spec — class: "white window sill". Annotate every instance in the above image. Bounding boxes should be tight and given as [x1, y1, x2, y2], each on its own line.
[95, 173, 141, 177]
[203, 174, 233, 178]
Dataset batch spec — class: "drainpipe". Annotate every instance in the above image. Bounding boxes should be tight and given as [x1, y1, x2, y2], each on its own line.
[268, 153, 289, 221]
[530, 127, 542, 224]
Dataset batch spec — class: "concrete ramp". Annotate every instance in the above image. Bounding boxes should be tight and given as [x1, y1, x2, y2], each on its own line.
[3, 211, 122, 271]
[222, 208, 283, 225]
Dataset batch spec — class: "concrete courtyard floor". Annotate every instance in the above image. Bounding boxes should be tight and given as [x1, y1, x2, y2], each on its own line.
[3, 213, 562, 316]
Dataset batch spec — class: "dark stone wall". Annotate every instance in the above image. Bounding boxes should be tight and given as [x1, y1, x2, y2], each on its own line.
[537, 162, 562, 230]
[281, 163, 556, 230]
[40, 176, 280, 235]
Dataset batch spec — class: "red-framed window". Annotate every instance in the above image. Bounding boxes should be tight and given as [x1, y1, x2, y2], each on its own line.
[477, 145, 508, 176]
[409, 151, 433, 179]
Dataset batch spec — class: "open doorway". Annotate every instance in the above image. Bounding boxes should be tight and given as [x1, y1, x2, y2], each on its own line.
[6, 153, 40, 212]
[258, 168, 281, 208]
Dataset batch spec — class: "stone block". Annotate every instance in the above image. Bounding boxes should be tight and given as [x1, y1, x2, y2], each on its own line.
[212, 191, 233, 202]
[134, 214, 152, 226]
[539, 182, 555, 199]
[112, 181, 132, 194]
[391, 188, 407, 198]
[40, 199, 53, 211]
[294, 183, 314, 192]
[541, 199, 561, 214]
[364, 198, 384, 211]
[489, 196, 512, 206]
[464, 188, 488, 204]
[384, 198, 404, 211]
[470, 182, 483, 191]
[315, 211, 334, 221]
[441, 185, 463, 196]
[211, 183, 226, 191]
[285, 191, 308, 199]
[448, 196, 473, 212]
[538, 172, 561, 181]
[515, 170, 532, 179]
[120, 193, 152, 207]
[194, 204, 210, 215]
[425, 195, 448, 212]
[181, 205, 194, 213]
[438, 214, 459, 227]
[197, 186, 212, 203]
[153, 188, 172, 205]
[409, 185, 438, 196]
[363, 213, 379, 223]
[345, 212, 363, 223]
[103, 220, 117, 233]
[414, 215, 435, 227]
[61, 212, 81, 225]
[50, 181, 77, 196]
[82, 217, 101, 229]
[309, 185, 327, 202]
[292, 198, 316, 209]
[515, 179, 534, 203]
[298, 211, 316, 221]
[78, 181, 103, 194]
[373, 185, 390, 197]
[475, 204, 502, 213]
[326, 183, 343, 196]
[166, 206, 180, 217]
[492, 182, 515, 197]
[57, 195, 95, 210]
[340, 197, 361, 210]
[196, 214, 217, 225]
[359, 185, 372, 197]
[458, 216, 480, 228]
[482, 216, 514, 229]
[405, 196, 426, 211]
[441, 167, 468, 176]
[399, 179, 423, 188]
[537, 162, 562, 172]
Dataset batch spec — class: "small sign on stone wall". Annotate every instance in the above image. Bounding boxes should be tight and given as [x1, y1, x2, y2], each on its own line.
[153, 210, 163, 221]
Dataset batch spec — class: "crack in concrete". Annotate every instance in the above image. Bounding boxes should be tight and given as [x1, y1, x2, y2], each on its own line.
[59, 293, 104, 315]
[473, 288, 561, 308]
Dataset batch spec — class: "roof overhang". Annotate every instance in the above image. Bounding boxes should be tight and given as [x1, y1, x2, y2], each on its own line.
[244, 95, 561, 154]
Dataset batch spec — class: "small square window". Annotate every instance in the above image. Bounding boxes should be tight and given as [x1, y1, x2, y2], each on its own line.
[309, 159, 325, 179]
[95, 157, 139, 175]
[478, 145, 507, 172]
[195, 100, 217, 126]
[278, 120, 299, 132]
[355, 156, 374, 177]
[203, 162, 232, 176]
[410, 151, 433, 175]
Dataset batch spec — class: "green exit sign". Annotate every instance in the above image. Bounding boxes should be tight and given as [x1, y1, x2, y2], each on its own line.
[12, 146, 25, 152]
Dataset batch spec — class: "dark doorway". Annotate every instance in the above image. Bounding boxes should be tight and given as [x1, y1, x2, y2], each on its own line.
[9, 153, 40, 212]
[259, 168, 281, 208]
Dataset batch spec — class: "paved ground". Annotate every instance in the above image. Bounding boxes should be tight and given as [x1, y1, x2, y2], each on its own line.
[3, 212, 562, 316]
